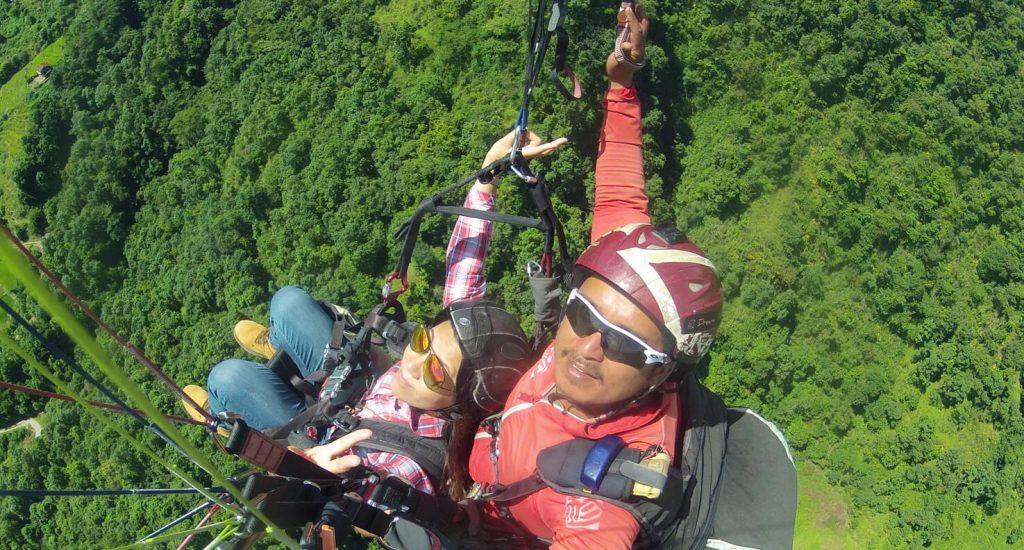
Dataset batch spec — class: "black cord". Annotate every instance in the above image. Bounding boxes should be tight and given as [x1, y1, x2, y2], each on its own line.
[0, 299, 211, 468]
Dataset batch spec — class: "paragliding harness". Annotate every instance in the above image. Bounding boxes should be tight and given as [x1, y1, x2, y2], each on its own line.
[208, 439, 467, 549]
[219, 296, 452, 479]
[470, 374, 726, 549]
[220, 374, 796, 550]
[467, 373, 798, 550]
[218, 67, 577, 550]
[221, 371, 790, 550]
[260, 302, 368, 408]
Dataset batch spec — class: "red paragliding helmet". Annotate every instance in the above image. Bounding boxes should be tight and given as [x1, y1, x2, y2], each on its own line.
[572, 224, 723, 364]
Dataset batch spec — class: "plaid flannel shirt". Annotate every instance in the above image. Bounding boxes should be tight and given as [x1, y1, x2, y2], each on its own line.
[443, 188, 495, 306]
[352, 188, 495, 494]
[353, 366, 447, 493]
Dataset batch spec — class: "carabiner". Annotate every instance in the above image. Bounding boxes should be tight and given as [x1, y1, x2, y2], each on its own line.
[381, 272, 409, 303]
[526, 260, 542, 278]
[510, 163, 538, 183]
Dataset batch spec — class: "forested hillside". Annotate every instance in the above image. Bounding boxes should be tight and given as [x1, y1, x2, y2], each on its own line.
[0, 0, 71, 83]
[0, 0, 1021, 547]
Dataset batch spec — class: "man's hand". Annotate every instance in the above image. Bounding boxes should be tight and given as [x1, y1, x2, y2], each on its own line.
[291, 428, 373, 475]
[607, 4, 649, 89]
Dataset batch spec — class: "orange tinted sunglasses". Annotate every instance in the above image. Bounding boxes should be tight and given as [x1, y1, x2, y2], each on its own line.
[410, 325, 456, 394]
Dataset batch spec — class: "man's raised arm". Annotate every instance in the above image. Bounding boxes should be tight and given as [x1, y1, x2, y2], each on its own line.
[592, 4, 651, 242]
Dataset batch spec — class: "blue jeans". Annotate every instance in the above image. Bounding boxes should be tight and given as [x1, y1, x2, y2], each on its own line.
[207, 286, 334, 430]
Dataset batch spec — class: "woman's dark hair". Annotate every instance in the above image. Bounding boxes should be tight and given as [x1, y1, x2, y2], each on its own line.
[436, 361, 487, 500]
[432, 300, 532, 500]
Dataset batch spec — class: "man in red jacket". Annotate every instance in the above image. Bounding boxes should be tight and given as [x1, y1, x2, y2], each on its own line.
[465, 6, 725, 549]
[294, 6, 735, 549]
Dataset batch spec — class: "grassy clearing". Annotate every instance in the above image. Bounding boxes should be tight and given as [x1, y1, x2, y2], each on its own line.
[0, 37, 65, 227]
[795, 461, 885, 549]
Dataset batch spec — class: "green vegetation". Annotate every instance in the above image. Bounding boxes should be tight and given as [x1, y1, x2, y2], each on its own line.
[795, 462, 881, 550]
[0, 0, 1021, 547]
[0, 38, 65, 232]
[0, 0, 71, 82]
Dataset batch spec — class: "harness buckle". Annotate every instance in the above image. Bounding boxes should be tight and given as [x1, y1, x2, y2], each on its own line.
[526, 260, 542, 278]
[510, 162, 538, 184]
[331, 411, 360, 434]
[473, 481, 504, 500]
[367, 477, 415, 515]
[510, 149, 538, 183]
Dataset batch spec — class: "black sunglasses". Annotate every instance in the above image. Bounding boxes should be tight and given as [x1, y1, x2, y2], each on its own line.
[563, 289, 671, 368]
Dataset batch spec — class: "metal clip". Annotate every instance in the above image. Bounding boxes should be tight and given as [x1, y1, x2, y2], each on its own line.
[510, 163, 538, 183]
[526, 260, 542, 278]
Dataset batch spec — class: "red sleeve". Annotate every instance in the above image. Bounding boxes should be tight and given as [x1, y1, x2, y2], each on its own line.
[468, 431, 495, 485]
[592, 86, 650, 243]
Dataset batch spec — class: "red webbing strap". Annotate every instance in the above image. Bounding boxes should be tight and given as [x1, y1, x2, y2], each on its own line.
[226, 420, 342, 485]
[320, 525, 337, 550]
[176, 503, 220, 550]
[613, 2, 646, 70]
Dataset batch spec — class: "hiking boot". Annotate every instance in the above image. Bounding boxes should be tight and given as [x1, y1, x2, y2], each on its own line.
[233, 320, 276, 360]
[182, 385, 229, 436]
[182, 385, 211, 423]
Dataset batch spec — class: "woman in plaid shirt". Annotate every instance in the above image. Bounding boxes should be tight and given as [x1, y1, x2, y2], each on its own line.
[203, 130, 565, 500]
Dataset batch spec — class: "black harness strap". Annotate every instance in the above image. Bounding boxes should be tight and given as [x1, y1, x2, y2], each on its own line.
[328, 411, 448, 486]
[480, 474, 546, 504]
[480, 440, 653, 504]
[265, 349, 319, 400]
[536, 439, 644, 499]
[362, 305, 415, 356]
[262, 398, 337, 441]
[433, 205, 548, 230]
[264, 300, 376, 409]
[357, 420, 447, 484]
[238, 474, 333, 532]
[477, 440, 686, 549]
[547, 0, 581, 101]
[319, 301, 362, 373]
[299, 476, 467, 549]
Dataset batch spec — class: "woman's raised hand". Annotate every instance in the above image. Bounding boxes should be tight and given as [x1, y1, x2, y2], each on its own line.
[481, 129, 568, 168]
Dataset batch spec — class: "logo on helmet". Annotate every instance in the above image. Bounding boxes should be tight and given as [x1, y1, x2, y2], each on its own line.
[679, 332, 715, 359]
[684, 313, 720, 333]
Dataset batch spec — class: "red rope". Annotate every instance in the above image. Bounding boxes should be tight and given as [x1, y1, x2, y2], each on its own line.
[0, 224, 214, 422]
[177, 501, 221, 548]
[176, 503, 220, 550]
[0, 380, 206, 426]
